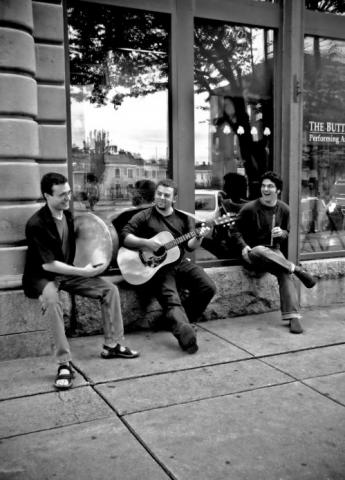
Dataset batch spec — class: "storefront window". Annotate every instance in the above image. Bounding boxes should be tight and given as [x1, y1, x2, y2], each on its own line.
[301, 36, 345, 254]
[306, 1, 345, 15]
[193, 19, 274, 260]
[67, 2, 170, 222]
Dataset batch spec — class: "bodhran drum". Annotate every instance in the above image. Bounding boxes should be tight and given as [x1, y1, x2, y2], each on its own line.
[74, 213, 113, 274]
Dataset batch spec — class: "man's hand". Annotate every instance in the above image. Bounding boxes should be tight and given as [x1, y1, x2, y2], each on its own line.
[145, 237, 163, 252]
[81, 263, 105, 277]
[242, 245, 252, 263]
[196, 224, 211, 239]
[271, 226, 283, 238]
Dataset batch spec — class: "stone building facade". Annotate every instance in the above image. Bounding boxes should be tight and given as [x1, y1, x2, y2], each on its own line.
[1, 0, 345, 360]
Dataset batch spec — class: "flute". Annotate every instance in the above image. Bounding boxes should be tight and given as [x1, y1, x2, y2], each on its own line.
[270, 213, 276, 246]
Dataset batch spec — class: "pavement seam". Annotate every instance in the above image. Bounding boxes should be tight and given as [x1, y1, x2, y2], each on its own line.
[90, 384, 178, 480]
[0, 416, 111, 441]
[258, 357, 345, 409]
[197, 323, 345, 358]
[116, 380, 297, 417]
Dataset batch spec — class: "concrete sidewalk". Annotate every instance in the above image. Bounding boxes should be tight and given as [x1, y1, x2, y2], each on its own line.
[1, 306, 345, 479]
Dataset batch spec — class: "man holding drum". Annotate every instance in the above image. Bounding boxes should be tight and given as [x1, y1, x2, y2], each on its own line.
[23, 172, 139, 390]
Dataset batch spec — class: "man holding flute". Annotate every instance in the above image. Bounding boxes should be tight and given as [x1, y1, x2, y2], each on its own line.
[233, 171, 316, 334]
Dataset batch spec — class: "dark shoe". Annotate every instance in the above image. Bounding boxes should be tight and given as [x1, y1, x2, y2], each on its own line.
[54, 364, 74, 390]
[294, 266, 316, 288]
[289, 317, 303, 334]
[174, 323, 198, 354]
[101, 344, 139, 359]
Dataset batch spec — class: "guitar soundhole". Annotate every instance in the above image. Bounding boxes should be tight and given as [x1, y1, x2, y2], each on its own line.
[154, 246, 166, 257]
[139, 247, 167, 267]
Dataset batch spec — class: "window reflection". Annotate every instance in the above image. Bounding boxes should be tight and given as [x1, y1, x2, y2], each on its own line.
[67, 2, 170, 222]
[194, 20, 275, 260]
[302, 36, 345, 253]
[306, 1, 345, 15]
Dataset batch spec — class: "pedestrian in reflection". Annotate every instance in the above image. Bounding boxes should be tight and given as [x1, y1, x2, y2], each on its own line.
[201, 172, 247, 259]
[233, 171, 317, 334]
[112, 179, 156, 235]
[85, 173, 99, 211]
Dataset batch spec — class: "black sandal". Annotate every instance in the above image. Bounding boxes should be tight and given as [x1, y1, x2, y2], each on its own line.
[54, 364, 74, 390]
[101, 344, 139, 359]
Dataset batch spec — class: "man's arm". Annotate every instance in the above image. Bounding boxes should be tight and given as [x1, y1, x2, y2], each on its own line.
[123, 233, 163, 252]
[42, 260, 105, 277]
[28, 219, 104, 278]
[187, 224, 211, 251]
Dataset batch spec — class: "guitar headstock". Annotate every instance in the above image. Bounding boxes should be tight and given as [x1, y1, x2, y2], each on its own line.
[214, 212, 237, 227]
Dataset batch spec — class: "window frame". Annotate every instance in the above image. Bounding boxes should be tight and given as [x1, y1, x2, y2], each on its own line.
[64, 0, 345, 268]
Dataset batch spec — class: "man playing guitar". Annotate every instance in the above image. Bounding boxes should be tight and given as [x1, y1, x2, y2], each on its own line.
[121, 179, 217, 354]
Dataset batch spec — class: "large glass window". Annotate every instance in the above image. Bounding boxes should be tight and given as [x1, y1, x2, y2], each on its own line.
[193, 19, 275, 260]
[67, 2, 170, 222]
[301, 36, 345, 254]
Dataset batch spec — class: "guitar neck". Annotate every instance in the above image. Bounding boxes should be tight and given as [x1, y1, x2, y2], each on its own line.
[164, 231, 198, 251]
[161, 213, 235, 251]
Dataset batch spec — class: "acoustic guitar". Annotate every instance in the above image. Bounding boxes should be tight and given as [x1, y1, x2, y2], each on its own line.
[117, 213, 236, 285]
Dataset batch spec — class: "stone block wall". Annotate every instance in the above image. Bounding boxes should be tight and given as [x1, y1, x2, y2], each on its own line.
[0, 0, 67, 289]
[4, 257, 345, 360]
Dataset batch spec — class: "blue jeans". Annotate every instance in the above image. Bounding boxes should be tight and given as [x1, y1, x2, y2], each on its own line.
[247, 246, 301, 321]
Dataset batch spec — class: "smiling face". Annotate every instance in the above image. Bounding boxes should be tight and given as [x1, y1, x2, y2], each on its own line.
[45, 182, 72, 215]
[154, 184, 176, 214]
[260, 178, 279, 207]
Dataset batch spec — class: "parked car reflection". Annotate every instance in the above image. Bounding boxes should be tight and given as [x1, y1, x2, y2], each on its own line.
[195, 189, 227, 222]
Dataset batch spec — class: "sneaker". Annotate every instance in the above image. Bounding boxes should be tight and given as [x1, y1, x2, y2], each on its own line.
[289, 317, 303, 334]
[101, 344, 139, 359]
[294, 266, 316, 288]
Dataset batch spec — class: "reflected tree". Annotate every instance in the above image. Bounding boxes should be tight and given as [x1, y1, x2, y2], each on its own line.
[68, 3, 274, 197]
[68, 2, 169, 108]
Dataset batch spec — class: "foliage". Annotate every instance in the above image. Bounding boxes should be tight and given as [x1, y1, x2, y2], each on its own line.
[68, 2, 272, 108]
[68, 1, 169, 107]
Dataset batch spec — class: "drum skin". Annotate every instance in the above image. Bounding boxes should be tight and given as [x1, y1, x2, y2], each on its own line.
[74, 213, 113, 274]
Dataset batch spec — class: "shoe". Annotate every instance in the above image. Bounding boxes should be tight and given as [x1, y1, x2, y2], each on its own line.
[294, 266, 316, 288]
[289, 317, 304, 334]
[184, 339, 199, 354]
[101, 344, 139, 359]
[175, 323, 199, 354]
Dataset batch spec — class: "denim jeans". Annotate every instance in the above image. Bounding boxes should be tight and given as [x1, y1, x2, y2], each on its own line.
[247, 246, 301, 321]
[145, 257, 216, 326]
[39, 276, 124, 364]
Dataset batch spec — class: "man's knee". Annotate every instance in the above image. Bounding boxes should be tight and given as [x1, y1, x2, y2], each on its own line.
[250, 245, 267, 258]
[40, 281, 59, 305]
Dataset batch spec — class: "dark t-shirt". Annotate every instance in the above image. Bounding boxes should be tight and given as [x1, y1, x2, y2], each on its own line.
[54, 214, 70, 262]
[121, 206, 195, 257]
[234, 199, 290, 253]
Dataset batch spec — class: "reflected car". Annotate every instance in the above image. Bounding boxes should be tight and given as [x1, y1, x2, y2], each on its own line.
[194, 189, 226, 222]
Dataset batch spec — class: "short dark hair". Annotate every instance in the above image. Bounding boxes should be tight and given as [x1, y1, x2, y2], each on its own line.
[260, 171, 283, 192]
[157, 178, 178, 196]
[133, 179, 156, 205]
[41, 172, 68, 197]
